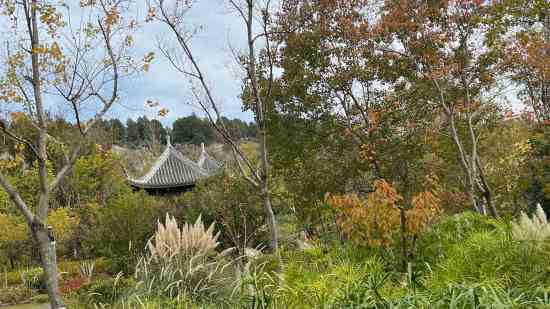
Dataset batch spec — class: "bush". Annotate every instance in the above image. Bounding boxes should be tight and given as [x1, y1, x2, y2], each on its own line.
[416, 211, 501, 267]
[3, 270, 22, 286]
[20, 267, 46, 291]
[0, 286, 36, 305]
[77, 276, 135, 305]
[84, 190, 174, 275]
[276, 247, 389, 307]
[428, 230, 550, 291]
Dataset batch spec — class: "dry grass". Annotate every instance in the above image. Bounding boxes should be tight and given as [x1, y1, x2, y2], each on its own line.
[512, 204, 550, 241]
[147, 214, 220, 260]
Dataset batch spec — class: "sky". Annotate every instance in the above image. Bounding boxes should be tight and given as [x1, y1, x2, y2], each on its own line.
[110, 0, 255, 126]
[0, 0, 255, 127]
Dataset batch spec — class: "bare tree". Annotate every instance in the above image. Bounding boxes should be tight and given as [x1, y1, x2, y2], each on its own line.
[0, 0, 144, 307]
[148, 0, 281, 255]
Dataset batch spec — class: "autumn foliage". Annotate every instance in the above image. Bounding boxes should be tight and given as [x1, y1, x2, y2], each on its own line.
[326, 179, 440, 247]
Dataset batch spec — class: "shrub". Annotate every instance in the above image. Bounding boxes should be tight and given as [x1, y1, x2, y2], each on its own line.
[276, 248, 389, 308]
[0, 286, 36, 305]
[20, 267, 46, 291]
[77, 276, 135, 305]
[85, 190, 173, 274]
[147, 214, 220, 260]
[4, 270, 22, 286]
[428, 230, 550, 290]
[61, 276, 86, 294]
[415, 212, 500, 267]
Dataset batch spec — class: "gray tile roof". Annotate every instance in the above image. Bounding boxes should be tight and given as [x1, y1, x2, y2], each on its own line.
[197, 144, 223, 174]
[128, 144, 213, 189]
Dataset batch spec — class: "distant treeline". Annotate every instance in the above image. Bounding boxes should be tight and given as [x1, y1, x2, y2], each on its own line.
[98, 113, 257, 147]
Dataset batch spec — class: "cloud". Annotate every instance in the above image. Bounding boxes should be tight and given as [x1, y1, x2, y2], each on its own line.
[110, 0, 255, 127]
[0, 0, 254, 127]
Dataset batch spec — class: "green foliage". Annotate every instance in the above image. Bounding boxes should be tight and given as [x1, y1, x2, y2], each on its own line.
[180, 173, 269, 253]
[77, 276, 136, 306]
[416, 212, 501, 266]
[69, 146, 126, 205]
[84, 190, 173, 274]
[0, 286, 37, 305]
[171, 114, 256, 146]
[20, 267, 46, 291]
[429, 230, 550, 291]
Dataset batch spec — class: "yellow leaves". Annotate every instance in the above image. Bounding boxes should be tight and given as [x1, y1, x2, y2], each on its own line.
[39, 3, 65, 37]
[158, 108, 169, 117]
[49, 42, 63, 61]
[145, 100, 169, 117]
[142, 63, 150, 72]
[0, 0, 16, 17]
[124, 35, 134, 47]
[0, 213, 27, 243]
[7, 51, 25, 68]
[46, 208, 79, 243]
[142, 52, 155, 72]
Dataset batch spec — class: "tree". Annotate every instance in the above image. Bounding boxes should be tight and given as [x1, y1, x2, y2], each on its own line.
[0, 0, 146, 306]
[126, 118, 140, 146]
[327, 178, 440, 267]
[172, 114, 215, 145]
[106, 119, 127, 145]
[148, 0, 281, 255]
[270, 0, 444, 231]
[489, 0, 550, 123]
[378, 0, 501, 217]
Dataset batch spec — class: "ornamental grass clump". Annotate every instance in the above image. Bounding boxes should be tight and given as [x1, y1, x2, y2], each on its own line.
[136, 214, 234, 303]
[512, 204, 550, 241]
[147, 214, 220, 260]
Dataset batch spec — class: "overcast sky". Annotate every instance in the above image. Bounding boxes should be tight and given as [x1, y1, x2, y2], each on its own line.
[110, 1, 255, 126]
[0, 1, 255, 127]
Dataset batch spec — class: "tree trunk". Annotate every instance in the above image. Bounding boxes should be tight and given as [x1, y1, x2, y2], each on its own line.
[245, 0, 279, 256]
[261, 185, 278, 254]
[399, 207, 407, 271]
[32, 222, 65, 309]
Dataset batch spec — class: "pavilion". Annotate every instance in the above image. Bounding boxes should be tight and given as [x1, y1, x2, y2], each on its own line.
[127, 137, 222, 195]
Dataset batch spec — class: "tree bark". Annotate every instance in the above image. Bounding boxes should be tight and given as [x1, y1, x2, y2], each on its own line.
[32, 221, 65, 308]
[399, 207, 408, 271]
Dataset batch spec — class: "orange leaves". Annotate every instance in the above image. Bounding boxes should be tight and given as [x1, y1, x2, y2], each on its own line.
[104, 6, 120, 28]
[146, 7, 156, 23]
[326, 180, 402, 247]
[408, 190, 441, 234]
[327, 179, 441, 248]
[79, 0, 97, 7]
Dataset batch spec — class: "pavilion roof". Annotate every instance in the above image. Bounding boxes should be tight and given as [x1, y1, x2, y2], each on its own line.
[128, 139, 221, 189]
